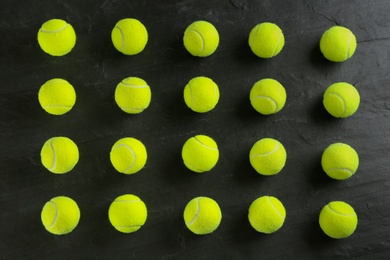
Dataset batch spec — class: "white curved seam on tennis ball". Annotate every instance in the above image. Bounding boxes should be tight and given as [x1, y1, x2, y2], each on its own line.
[193, 136, 218, 151]
[113, 144, 136, 173]
[187, 82, 194, 108]
[326, 167, 354, 176]
[268, 196, 284, 219]
[251, 95, 278, 112]
[184, 160, 206, 172]
[327, 204, 355, 217]
[254, 24, 261, 36]
[120, 82, 149, 88]
[328, 92, 346, 116]
[191, 29, 205, 55]
[250, 142, 279, 160]
[188, 197, 202, 226]
[43, 104, 72, 109]
[47, 201, 59, 228]
[273, 31, 283, 57]
[49, 139, 57, 171]
[40, 23, 68, 33]
[346, 31, 353, 59]
[115, 25, 125, 52]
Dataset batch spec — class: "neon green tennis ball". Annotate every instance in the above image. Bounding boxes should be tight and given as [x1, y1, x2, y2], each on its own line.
[250, 78, 286, 115]
[249, 138, 287, 176]
[41, 196, 80, 235]
[40, 136, 79, 174]
[115, 77, 151, 114]
[183, 196, 222, 235]
[182, 135, 219, 173]
[111, 18, 148, 55]
[248, 196, 286, 234]
[108, 194, 147, 233]
[323, 82, 360, 118]
[183, 76, 220, 113]
[322, 143, 359, 180]
[249, 22, 284, 58]
[37, 19, 76, 56]
[183, 21, 219, 57]
[319, 201, 358, 239]
[320, 26, 357, 62]
[110, 137, 147, 174]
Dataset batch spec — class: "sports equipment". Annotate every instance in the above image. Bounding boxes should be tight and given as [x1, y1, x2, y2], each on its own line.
[41, 196, 80, 235]
[248, 22, 284, 58]
[182, 135, 219, 172]
[320, 26, 357, 62]
[322, 143, 359, 180]
[111, 18, 148, 55]
[319, 201, 358, 239]
[38, 78, 76, 115]
[40, 136, 79, 174]
[248, 196, 286, 234]
[115, 77, 151, 114]
[37, 19, 76, 56]
[183, 76, 220, 113]
[323, 82, 360, 118]
[249, 138, 287, 175]
[183, 21, 219, 57]
[250, 78, 286, 115]
[110, 137, 147, 174]
[108, 194, 147, 233]
[183, 196, 222, 235]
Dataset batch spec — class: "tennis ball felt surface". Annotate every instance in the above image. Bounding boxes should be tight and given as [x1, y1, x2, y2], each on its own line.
[250, 78, 286, 115]
[182, 135, 219, 173]
[41, 196, 80, 235]
[248, 196, 286, 234]
[41, 136, 79, 174]
[319, 201, 358, 239]
[322, 143, 359, 180]
[111, 18, 148, 55]
[183, 21, 219, 57]
[249, 22, 284, 58]
[323, 82, 360, 118]
[38, 78, 76, 115]
[110, 137, 147, 174]
[184, 76, 220, 113]
[37, 19, 76, 56]
[108, 194, 147, 233]
[183, 196, 222, 235]
[320, 26, 357, 62]
[115, 77, 151, 114]
[250, 138, 287, 176]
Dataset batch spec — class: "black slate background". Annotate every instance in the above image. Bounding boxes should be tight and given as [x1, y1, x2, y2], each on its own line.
[1, 0, 390, 258]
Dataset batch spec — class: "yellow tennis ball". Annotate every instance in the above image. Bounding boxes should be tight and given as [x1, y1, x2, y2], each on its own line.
[320, 26, 357, 62]
[182, 135, 219, 173]
[248, 22, 284, 58]
[108, 194, 147, 233]
[323, 82, 360, 118]
[322, 143, 359, 180]
[183, 21, 219, 57]
[41, 196, 80, 235]
[38, 78, 76, 115]
[111, 18, 148, 55]
[249, 138, 287, 175]
[37, 19, 76, 56]
[40, 137, 79, 174]
[115, 77, 151, 114]
[319, 201, 358, 239]
[248, 196, 286, 234]
[110, 137, 147, 174]
[250, 78, 286, 115]
[183, 76, 220, 113]
[183, 196, 222, 235]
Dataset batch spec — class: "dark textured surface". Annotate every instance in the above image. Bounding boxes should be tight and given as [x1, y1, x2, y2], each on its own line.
[1, 0, 390, 258]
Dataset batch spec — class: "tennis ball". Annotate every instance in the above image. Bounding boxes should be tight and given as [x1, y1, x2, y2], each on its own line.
[249, 138, 287, 175]
[183, 76, 220, 113]
[249, 22, 284, 58]
[319, 201, 358, 239]
[183, 21, 219, 57]
[38, 78, 76, 115]
[250, 78, 286, 115]
[320, 26, 357, 62]
[37, 19, 76, 56]
[248, 196, 286, 234]
[115, 77, 151, 114]
[40, 137, 79, 174]
[182, 135, 219, 173]
[323, 82, 360, 118]
[110, 137, 147, 174]
[41, 196, 80, 235]
[111, 18, 148, 55]
[108, 194, 147, 233]
[183, 196, 222, 235]
[322, 143, 359, 180]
